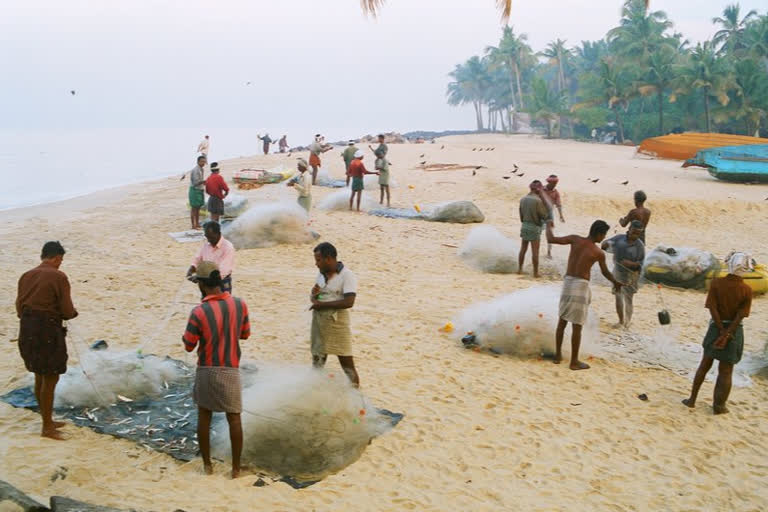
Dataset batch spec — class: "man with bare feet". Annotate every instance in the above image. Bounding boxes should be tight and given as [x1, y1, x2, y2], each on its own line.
[16, 241, 78, 440]
[620, 190, 651, 244]
[518, 180, 549, 278]
[347, 150, 378, 211]
[310, 242, 361, 387]
[683, 252, 753, 415]
[541, 174, 565, 260]
[546, 221, 622, 370]
[183, 261, 250, 478]
[188, 155, 207, 229]
[601, 220, 645, 328]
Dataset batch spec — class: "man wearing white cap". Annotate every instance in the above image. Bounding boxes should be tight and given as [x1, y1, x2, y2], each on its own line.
[683, 252, 753, 415]
[287, 158, 312, 211]
[347, 150, 378, 211]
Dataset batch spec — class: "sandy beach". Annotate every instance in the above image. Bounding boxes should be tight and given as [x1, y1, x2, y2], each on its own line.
[1, 134, 767, 511]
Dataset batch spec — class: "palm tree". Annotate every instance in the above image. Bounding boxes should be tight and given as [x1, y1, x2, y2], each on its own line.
[541, 39, 572, 136]
[360, 0, 649, 21]
[574, 40, 609, 76]
[718, 58, 768, 136]
[485, 26, 532, 111]
[637, 45, 678, 135]
[447, 57, 492, 130]
[675, 41, 734, 132]
[527, 77, 567, 138]
[712, 4, 758, 56]
[743, 14, 768, 59]
[607, 0, 673, 59]
[573, 58, 635, 142]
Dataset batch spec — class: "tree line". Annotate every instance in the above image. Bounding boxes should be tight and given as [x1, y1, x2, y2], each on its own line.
[446, 0, 768, 142]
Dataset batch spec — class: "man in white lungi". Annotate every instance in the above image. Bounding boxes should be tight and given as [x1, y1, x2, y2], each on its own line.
[546, 220, 622, 370]
[309, 242, 360, 386]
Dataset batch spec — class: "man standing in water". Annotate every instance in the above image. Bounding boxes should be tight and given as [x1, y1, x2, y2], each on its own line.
[620, 190, 651, 244]
[518, 180, 549, 278]
[188, 155, 207, 230]
[546, 221, 622, 370]
[183, 261, 250, 478]
[310, 242, 360, 387]
[16, 241, 78, 440]
[683, 252, 753, 414]
[601, 220, 645, 328]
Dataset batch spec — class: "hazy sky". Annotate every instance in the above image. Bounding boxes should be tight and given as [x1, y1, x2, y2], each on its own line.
[2, 0, 765, 146]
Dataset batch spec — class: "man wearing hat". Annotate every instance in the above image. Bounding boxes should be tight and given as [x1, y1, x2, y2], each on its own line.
[542, 174, 565, 259]
[341, 140, 359, 187]
[205, 162, 229, 223]
[683, 252, 753, 415]
[601, 220, 646, 328]
[287, 158, 312, 211]
[347, 150, 379, 211]
[183, 261, 251, 478]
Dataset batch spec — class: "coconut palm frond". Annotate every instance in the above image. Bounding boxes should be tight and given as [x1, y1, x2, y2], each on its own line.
[360, 0, 386, 17]
[497, 0, 512, 21]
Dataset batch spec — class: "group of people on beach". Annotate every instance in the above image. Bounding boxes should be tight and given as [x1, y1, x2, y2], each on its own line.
[13, 139, 755, 479]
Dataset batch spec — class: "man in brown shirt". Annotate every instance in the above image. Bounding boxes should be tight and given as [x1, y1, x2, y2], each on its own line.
[16, 241, 78, 440]
[683, 252, 752, 415]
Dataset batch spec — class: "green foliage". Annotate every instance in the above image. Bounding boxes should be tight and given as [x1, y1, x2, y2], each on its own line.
[446, 0, 768, 138]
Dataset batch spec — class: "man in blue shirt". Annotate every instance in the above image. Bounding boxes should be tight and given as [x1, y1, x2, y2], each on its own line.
[602, 220, 645, 328]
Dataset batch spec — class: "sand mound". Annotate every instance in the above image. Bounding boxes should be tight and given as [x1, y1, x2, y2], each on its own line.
[223, 202, 315, 249]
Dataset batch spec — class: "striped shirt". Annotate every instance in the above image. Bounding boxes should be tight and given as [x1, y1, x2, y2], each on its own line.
[182, 292, 250, 368]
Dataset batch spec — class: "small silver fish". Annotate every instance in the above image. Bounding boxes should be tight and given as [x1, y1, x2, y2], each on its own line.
[117, 395, 133, 403]
[135, 411, 150, 415]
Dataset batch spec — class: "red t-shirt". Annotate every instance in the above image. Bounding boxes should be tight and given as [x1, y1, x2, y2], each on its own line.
[205, 173, 229, 199]
[347, 159, 372, 178]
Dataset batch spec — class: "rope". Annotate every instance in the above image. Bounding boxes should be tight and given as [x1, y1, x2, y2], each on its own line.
[64, 322, 108, 405]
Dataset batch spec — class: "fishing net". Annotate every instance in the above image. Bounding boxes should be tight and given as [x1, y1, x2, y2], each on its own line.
[427, 200, 485, 224]
[316, 189, 376, 212]
[453, 287, 598, 357]
[458, 226, 519, 274]
[223, 202, 316, 249]
[644, 245, 720, 290]
[199, 193, 249, 218]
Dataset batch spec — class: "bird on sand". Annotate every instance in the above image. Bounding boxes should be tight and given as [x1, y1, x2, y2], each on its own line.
[502, 176, 510, 179]
[419, 161, 426, 165]
[590, 178, 600, 183]
[472, 170, 477, 176]
[440, 145, 445, 149]
[70, 90, 76, 96]
[288, 152, 292, 157]
[472, 148, 477, 151]
[513, 164, 519, 170]
[621, 180, 629, 185]
[517, 173, 525, 177]
[419, 154, 425, 158]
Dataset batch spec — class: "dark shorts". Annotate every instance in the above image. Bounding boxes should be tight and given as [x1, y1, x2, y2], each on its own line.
[351, 176, 364, 192]
[208, 196, 224, 215]
[703, 321, 744, 365]
[189, 188, 204, 209]
[18, 311, 68, 375]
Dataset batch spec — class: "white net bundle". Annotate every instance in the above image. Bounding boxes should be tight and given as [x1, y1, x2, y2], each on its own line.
[316, 189, 376, 212]
[211, 363, 394, 480]
[453, 286, 598, 356]
[458, 226, 519, 274]
[54, 350, 184, 408]
[223, 202, 315, 249]
[644, 245, 720, 289]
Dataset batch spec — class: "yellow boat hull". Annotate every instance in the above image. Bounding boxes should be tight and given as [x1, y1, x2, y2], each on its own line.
[705, 265, 768, 295]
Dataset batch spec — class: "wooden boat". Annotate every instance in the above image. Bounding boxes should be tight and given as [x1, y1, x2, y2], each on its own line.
[683, 144, 768, 183]
[637, 133, 768, 160]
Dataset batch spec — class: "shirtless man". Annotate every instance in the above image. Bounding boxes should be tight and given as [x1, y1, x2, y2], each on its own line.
[619, 190, 651, 244]
[546, 221, 622, 370]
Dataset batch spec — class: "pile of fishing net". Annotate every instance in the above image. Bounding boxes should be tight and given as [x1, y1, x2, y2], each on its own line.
[458, 226, 519, 273]
[316, 169, 347, 188]
[223, 202, 316, 249]
[54, 350, 185, 408]
[316, 189, 376, 212]
[644, 245, 720, 290]
[369, 200, 484, 223]
[199, 193, 249, 218]
[452, 287, 598, 357]
[211, 363, 400, 481]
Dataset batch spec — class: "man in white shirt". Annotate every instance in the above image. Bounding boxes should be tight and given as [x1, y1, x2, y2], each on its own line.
[187, 221, 235, 295]
[287, 158, 312, 211]
[197, 135, 210, 157]
[309, 242, 360, 386]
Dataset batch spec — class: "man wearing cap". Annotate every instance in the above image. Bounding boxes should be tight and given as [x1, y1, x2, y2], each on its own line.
[205, 162, 229, 223]
[342, 140, 358, 187]
[16, 241, 78, 440]
[309, 134, 333, 185]
[287, 158, 312, 211]
[187, 221, 235, 295]
[683, 252, 753, 415]
[183, 261, 250, 478]
[542, 174, 565, 259]
[518, 180, 549, 278]
[189, 155, 207, 230]
[347, 150, 379, 211]
[310, 242, 360, 386]
[601, 220, 645, 328]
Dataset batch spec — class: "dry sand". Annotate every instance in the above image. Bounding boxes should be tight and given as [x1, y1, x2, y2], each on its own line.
[1, 134, 767, 511]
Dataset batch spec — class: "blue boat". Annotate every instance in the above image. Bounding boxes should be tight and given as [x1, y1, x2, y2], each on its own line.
[683, 144, 768, 183]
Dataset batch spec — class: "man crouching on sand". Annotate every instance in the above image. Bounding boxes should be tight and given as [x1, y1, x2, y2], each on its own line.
[546, 221, 622, 370]
[183, 261, 250, 478]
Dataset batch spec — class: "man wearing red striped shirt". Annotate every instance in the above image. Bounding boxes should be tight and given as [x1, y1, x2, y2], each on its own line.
[182, 261, 250, 478]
